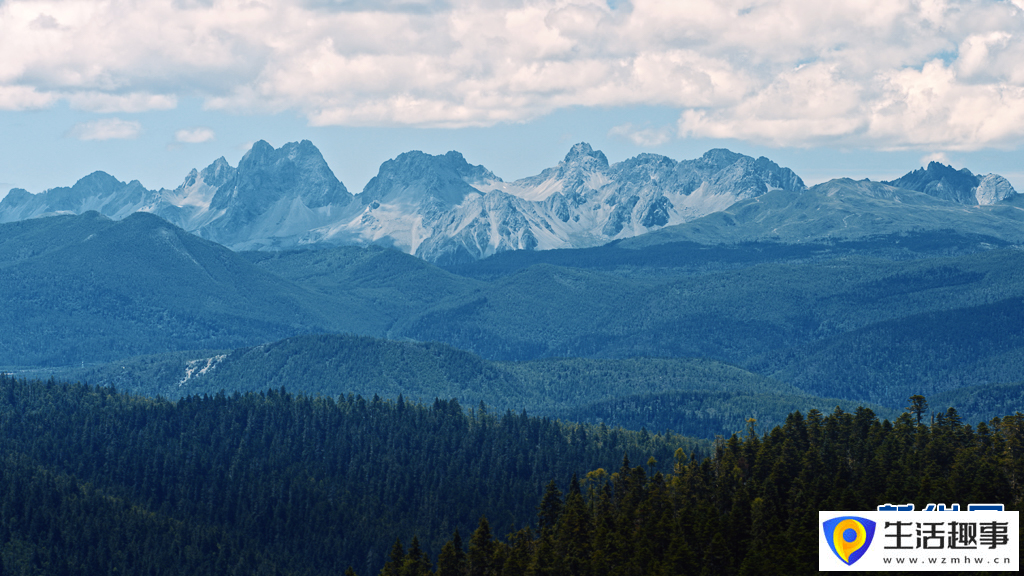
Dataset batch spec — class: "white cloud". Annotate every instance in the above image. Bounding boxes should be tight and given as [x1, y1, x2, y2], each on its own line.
[175, 127, 215, 143]
[920, 152, 952, 166]
[0, 84, 57, 110]
[66, 118, 142, 141]
[609, 123, 673, 147]
[4, 0, 1024, 149]
[66, 92, 177, 113]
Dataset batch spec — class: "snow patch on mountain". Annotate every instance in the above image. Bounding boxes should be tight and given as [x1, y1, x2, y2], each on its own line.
[30, 140, 1024, 263]
[178, 354, 227, 387]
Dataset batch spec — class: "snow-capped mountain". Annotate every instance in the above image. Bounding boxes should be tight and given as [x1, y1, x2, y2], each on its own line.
[621, 177, 1024, 248]
[0, 172, 158, 223]
[193, 140, 353, 249]
[3, 139, 1020, 263]
[0, 139, 353, 250]
[307, 143, 807, 263]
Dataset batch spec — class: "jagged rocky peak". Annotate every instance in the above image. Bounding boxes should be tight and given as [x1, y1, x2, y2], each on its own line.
[661, 149, 805, 201]
[360, 149, 498, 207]
[178, 157, 235, 193]
[751, 156, 807, 191]
[563, 142, 610, 170]
[697, 148, 747, 169]
[46, 172, 131, 212]
[886, 161, 1018, 205]
[181, 168, 199, 188]
[696, 149, 805, 190]
[72, 171, 125, 194]
[199, 157, 235, 187]
[0, 188, 32, 209]
[212, 139, 351, 212]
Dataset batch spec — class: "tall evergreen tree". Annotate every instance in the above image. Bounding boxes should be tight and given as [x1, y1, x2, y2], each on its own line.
[468, 517, 496, 576]
[437, 530, 467, 576]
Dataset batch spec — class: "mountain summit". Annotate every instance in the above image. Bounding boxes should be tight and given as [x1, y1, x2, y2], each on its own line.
[3, 141, 1020, 262]
[301, 142, 806, 263]
[198, 139, 353, 249]
[885, 162, 1017, 205]
[0, 140, 354, 251]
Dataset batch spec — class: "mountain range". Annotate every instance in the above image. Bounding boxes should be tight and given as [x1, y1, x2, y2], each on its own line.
[6, 206, 1024, 412]
[5, 138, 1024, 435]
[4, 139, 1022, 264]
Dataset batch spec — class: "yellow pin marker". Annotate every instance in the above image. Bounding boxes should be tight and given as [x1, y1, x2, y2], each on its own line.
[832, 519, 867, 563]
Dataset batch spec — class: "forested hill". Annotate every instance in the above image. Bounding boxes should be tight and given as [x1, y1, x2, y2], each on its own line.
[418, 406, 1024, 576]
[0, 374, 694, 576]
[2, 374, 1022, 575]
[48, 332, 894, 440]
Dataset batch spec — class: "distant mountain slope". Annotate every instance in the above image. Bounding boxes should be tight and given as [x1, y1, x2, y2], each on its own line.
[443, 229, 1014, 280]
[931, 380, 1024, 424]
[885, 161, 1017, 205]
[0, 212, 374, 365]
[753, 294, 1024, 405]
[6, 209, 1024, 412]
[37, 332, 893, 439]
[619, 177, 1024, 247]
[239, 244, 485, 332]
[394, 246, 1024, 403]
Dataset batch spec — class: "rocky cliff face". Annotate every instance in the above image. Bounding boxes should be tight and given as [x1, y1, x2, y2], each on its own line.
[197, 140, 353, 249]
[885, 162, 1017, 205]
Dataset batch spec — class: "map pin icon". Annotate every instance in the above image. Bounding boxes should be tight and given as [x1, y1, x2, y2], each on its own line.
[832, 519, 867, 563]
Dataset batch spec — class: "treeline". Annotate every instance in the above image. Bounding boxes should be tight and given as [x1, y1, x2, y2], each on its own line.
[383, 406, 1024, 576]
[0, 374, 695, 576]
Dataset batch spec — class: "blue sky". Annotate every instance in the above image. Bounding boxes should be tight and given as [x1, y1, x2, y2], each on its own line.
[3, 0, 1024, 198]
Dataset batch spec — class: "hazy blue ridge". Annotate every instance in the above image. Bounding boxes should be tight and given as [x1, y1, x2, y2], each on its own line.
[31, 332, 895, 439]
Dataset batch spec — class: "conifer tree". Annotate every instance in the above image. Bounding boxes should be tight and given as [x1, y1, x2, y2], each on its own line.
[437, 530, 467, 576]
[536, 481, 562, 533]
[907, 394, 928, 424]
[402, 536, 433, 576]
[381, 538, 405, 576]
[468, 516, 495, 576]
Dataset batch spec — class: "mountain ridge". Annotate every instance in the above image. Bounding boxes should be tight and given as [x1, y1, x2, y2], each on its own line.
[2, 140, 1020, 262]
[0, 140, 812, 261]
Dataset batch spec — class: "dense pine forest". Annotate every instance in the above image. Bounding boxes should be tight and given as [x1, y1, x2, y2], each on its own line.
[0, 374, 694, 575]
[404, 407, 1024, 576]
[1, 373, 1021, 575]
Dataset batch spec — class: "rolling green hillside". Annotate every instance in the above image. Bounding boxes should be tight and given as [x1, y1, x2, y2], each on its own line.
[240, 244, 486, 335]
[396, 247, 1024, 370]
[0, 213, 343, 365]
[931, 381, 1024, 423]
[38, 333, 895, 439]
[0, 214, 447, 366]
[6, 212, 1024, 420]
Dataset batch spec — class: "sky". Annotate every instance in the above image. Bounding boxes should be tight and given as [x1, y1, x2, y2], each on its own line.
[3, 0, 1024, 199]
